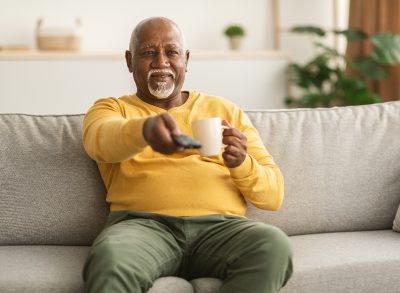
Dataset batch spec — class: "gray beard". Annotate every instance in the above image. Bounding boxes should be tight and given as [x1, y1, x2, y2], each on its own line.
[148, 82, 175, 99]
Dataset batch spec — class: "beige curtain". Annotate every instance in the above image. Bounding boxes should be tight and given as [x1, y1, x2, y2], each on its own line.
[346, 0, 400, 101]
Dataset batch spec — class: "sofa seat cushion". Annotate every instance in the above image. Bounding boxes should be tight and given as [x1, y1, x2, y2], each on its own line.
[147, 277, 194, 293]
[0, 246, 89, 293]
[393, 205, 400, 232]
[190, 278, 222, 293]
[153, 230, 400, 292]
[281, 230, 400, 293]
[1, 230, 398, 293]
[0, 245, 206, 293]
[149, 277, 223, 293]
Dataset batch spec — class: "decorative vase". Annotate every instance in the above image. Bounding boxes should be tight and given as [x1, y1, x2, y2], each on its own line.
[229, 37, 242, 50]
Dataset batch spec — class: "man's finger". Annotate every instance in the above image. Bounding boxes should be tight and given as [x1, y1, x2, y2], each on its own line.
[223, 136, 243, 148]
[224, 145, 242, 156]
[144, 114, 184, 154]
[160, 113, 181, 137]
[222, 119, 233, 128]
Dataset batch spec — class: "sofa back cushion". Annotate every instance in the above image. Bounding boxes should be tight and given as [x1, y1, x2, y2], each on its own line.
[2, 102, 400, 244]
[245, 101, 400, 235]
[0, 114, 108, 245]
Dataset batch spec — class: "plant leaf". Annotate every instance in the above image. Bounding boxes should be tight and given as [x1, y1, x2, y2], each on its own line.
[333, 29, 368, 41]
[299, 93, 322, 107]
[334, 76, 381, 105]
[334, 76, 367, 92]
[288, 64, 312, 88]
[305, 55, 337, 88]
[343, 89, 381, 105]
[315, 42, 341, 56]
[305, 54, 329, 67]
[290, 26, 326, 37]
[351, 58, 386, 80]
[371, 33, 400, 65]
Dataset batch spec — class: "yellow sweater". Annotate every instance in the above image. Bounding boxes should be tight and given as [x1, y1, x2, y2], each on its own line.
[83, 91, 284, 217]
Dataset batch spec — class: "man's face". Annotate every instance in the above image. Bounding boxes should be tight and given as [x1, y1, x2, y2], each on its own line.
[126, 20, 189, 101]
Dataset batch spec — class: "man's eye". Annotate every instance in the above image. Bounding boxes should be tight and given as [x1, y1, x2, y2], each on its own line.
[143, 51, 155, 56]
[168, 51, 179, 56]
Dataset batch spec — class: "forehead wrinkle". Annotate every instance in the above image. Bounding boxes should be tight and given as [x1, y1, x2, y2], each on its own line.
[139, 43, 154, 50]
[166, 43, 180, 48]
[139, 42, 182, 50]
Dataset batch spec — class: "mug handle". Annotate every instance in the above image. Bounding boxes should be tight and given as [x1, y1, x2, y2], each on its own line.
[221, 125, 231, 148]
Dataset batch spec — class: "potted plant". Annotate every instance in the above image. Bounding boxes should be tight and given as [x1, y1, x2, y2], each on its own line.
[224, 24, 245, 50]
[286, 25, 400, 108]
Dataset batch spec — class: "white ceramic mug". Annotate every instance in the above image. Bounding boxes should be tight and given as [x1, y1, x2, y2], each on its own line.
[192, 117, 228, 157]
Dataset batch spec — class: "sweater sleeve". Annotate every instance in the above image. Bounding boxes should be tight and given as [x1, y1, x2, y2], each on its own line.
[82, 98, 148, 163]
[228, 109, 284, 211]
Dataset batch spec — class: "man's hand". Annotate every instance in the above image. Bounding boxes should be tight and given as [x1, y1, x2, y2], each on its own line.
[143, 113, 184, 154]
[222, 120, 247, 168]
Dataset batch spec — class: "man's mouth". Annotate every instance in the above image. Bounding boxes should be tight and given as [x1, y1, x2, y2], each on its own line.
[147, 69, 176, 83]
[150, 73, 174, 82]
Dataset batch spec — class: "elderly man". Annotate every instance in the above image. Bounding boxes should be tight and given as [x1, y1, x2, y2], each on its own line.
[82, 17, 292, 293]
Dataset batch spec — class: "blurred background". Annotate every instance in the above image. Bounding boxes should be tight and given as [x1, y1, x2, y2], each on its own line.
[3, 0, 398, 114]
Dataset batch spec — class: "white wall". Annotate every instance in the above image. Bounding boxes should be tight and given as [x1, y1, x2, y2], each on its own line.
[279, 0, 349, 62]
[0, 0, 349, 113]
[1, 0, 348, 55]
[0, 56, 288, 114]
[0, 0, 270, 51]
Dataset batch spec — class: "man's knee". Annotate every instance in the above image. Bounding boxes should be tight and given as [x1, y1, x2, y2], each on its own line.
[245, 222, 292, 261]
[244, 222, 293, 282]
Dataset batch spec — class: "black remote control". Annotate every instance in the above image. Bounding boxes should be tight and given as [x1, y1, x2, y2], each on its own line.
[172, 134, 202, 149]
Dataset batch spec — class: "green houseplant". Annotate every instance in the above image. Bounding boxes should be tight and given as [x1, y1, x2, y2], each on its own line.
[286, 26, 400, 108]
[224, 24, 246, 50]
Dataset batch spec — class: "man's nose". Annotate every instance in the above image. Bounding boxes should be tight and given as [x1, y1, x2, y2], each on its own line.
[152, 52, 170, 68]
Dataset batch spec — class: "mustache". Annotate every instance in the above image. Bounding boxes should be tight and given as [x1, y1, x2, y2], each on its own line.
[147, 69, 176, 80]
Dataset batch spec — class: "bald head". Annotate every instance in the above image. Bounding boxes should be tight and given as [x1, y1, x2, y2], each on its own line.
[129, 17, 187, 55]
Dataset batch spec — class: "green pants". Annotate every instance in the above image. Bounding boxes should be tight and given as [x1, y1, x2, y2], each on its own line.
[83, 211, 293, 293]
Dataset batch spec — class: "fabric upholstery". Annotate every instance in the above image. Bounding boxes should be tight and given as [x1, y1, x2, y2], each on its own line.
[0, 114, 109, 245]
[0, 231, 397, 293]
[2, 103, 400, 244]
[393, 205, 400, 232]
[0, 246, 89, 293]
[147, 277, 194, 293]
[1, 102, 400, 292]
[190, 278, 222, 293]
[245, 102, 400, 235]
[172, 230, 400, 293]
[281, 230, 400, 293]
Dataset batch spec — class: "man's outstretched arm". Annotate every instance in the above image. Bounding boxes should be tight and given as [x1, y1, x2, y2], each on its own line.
[83, 98, 182, 163]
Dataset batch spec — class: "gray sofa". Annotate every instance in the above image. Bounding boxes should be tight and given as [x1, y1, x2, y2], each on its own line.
[1, 101, 400, 293]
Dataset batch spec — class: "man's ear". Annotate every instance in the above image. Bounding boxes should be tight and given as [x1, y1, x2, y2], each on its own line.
[125, 50, 133, 73]
[184, 50, 190, 72]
